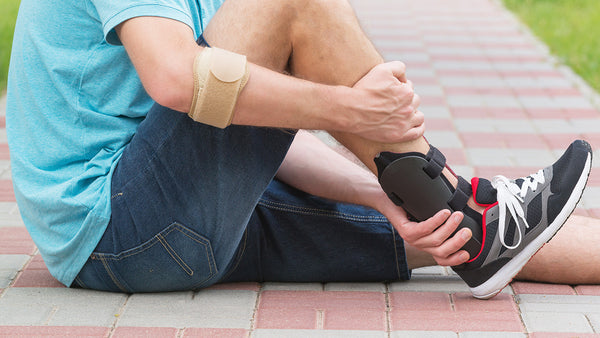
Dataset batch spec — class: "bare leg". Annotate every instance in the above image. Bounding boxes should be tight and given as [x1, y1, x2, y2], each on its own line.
[516, 215, 600, 284]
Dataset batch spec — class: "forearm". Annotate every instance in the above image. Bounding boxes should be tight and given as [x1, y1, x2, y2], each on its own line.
[276, 130, 385, 209]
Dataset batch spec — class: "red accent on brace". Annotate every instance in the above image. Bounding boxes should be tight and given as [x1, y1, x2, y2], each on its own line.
[466, 201, 498, 263]
[466, 177, 496, 263]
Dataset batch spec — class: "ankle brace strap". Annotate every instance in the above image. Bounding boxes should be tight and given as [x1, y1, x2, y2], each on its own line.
[424, 145, 446, 179]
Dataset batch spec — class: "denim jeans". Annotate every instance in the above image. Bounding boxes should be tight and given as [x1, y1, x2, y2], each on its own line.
[73, 102, 410, 292]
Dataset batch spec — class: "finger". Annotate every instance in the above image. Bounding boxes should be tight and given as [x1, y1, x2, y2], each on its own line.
[401, 209, 451, 242]
[435, 249, 470, 267]
[412, 211, 464, 248]
[430, 227, 472, 260]
[388, 61, 407, 83]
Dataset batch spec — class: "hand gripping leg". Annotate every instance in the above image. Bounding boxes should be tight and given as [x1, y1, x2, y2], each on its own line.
[374, 146, 483, 259]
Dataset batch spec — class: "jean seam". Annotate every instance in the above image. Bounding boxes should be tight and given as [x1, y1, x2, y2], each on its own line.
[98, 256, 130, 293]
[258, 198, 388, 223]
[391, 224, 411, 280]
[157, 233, 194, 276]
[218, 228, 249, 283]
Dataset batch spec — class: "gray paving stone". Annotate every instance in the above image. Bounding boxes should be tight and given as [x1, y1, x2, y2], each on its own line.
[262, 282, 323, 291]
[466, 148, 515, 167]
[423, 131, 462, 148]
[493, 62, 554, 72]
[531, 119, 581, 134]
[586, 313, 600, 333]
[411, 266, 446, 276]
[521, 312, 594, 333]
[391, 332, 456, 338]
[0, 202, 24, 228]
[459, 332, 525, 338]
[0, 95, 6, 115]
[0, 288, 127, 326]
[553, 96, 595, 110]
[408, 68, 437, 78]
[118, 289, 257, 328]
[518, 96, 557, 109]
[453, 118, 495, 133]
[415, 84, 444, 96]
[517, 295, 600, 314]
[253, 329, 387, 338]
[581, 187, 600, 209]
[323, 283, 386, 292]
[0, 255, 29, 288]
[421, 105, 451, 118]
[450, 165, 474, 180]
[569, 119, 600, 134]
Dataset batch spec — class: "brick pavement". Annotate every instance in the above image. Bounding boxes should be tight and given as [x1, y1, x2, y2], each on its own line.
[2, 0, 600, 336]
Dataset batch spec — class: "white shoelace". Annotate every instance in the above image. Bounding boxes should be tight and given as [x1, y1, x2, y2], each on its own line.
[491, 169, 546, 249]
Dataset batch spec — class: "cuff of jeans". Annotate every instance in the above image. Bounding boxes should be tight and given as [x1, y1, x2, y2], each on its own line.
[391, 224, 411, 281]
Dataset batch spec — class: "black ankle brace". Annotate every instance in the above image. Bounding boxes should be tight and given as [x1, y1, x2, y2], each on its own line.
[374, 145, 483, 259]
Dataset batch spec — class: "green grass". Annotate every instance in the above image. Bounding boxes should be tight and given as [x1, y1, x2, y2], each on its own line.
[0, 0, 20, 93]
[503, 0, 600, 92]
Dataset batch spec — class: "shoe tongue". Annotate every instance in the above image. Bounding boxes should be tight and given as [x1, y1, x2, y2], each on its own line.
[471, 177, 497, 205]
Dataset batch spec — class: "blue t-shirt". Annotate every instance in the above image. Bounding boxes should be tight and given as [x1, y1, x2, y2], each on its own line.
[6, 0, 224, 286]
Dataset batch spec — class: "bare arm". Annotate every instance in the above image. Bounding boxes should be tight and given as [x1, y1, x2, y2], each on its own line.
[116, 17, 423, 143]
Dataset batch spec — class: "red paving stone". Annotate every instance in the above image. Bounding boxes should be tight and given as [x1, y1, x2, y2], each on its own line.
[461, 133, 546, 149]
[574, 285, 600, 296]
[511, 282, 575, 295]
[425, 118, 454, 131]
[112, 327, 179, 338]
[255, 291, 386, 331]
[526, 108, 567, 119]
[529, 334, 600, 338]
[0, 144, 9, 161]
[0, 179, 15, 202]
[474, 166, 541, 181]
[389, 292, 523, 332]
[0, 227, 36, 254]
[13, 268, 65, 288]
[0, 326, 109, 337]
[438, 148, 467, 165]
[182, 328, 249, 338]
[542, 133, 585, 150]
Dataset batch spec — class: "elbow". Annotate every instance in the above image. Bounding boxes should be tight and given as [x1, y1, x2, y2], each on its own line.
[144, 64, 193, 113]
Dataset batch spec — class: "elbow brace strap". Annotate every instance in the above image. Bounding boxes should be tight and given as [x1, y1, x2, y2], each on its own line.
[188, 47, 250, 128]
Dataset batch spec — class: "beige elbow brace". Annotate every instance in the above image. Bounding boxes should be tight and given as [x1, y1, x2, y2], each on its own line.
[188, 47, 250, 128]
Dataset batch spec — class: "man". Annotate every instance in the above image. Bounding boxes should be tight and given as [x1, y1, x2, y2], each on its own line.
[6, 0, 594, 299]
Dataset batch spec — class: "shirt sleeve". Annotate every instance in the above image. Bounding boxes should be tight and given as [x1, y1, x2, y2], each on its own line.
[90, 0, 195, 45]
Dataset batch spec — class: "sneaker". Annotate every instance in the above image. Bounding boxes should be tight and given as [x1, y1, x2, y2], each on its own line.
[453, 139, 592, 299]
[375, 140, 592, 299]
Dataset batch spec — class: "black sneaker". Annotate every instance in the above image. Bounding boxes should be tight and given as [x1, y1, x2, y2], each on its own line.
[453, 140, 592, 299]
[375, 140, 592, 299]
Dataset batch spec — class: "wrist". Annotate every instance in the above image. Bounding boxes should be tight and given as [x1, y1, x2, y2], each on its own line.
[322, 85, 356, 133]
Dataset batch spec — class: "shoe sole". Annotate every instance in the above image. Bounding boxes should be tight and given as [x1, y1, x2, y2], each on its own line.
[469, 152, 592, 299]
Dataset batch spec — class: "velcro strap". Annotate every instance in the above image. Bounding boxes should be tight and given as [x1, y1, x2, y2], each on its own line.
[448, 176, 471, 211]
[423, 145, 446, 178]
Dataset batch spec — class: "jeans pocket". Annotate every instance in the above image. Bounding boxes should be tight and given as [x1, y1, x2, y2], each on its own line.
[94, 222, 219, 292]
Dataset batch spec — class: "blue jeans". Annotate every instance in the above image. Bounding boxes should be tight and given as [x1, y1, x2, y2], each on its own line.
[74, 103, 410, 292]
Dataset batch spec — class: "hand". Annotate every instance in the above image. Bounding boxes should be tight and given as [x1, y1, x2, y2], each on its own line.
[346, 61, 425, 143]
[374, 191, 472, 266]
